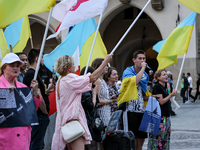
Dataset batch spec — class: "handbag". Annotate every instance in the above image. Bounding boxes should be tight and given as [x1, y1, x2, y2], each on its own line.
[57, 79, 85, 143]
[92, 95, 105, 131]
[92, 116, 105, 131]
[61, 120, 85, 143]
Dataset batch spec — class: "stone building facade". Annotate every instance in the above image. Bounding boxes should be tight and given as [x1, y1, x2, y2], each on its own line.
[25, 0, 199, 91]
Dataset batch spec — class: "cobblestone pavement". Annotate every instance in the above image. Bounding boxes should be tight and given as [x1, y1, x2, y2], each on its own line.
[44, 99, 200, 150]
[143, 99, 200, 150]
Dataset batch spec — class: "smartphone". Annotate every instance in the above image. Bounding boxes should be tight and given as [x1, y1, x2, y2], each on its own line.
[111, 92, 122, 99]
[115, 92, 122, 97]
[92, 84, 96, 88]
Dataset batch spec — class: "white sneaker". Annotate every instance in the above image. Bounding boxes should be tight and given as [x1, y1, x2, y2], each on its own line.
[185, 100, 191, 104]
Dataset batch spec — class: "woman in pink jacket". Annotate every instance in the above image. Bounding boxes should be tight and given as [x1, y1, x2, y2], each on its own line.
[0, 53, 41, 150]
[52, 54, 112, 150]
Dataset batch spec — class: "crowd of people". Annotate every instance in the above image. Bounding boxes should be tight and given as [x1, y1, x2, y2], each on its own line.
[0, 48, 200, 150]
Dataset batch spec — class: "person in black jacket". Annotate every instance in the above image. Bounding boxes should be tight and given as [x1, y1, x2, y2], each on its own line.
[23, 49, 55, 150]
[80, 66, 102, 150]
[192, 73, 200, 103]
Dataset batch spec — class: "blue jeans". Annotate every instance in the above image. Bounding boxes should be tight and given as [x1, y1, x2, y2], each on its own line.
[30, 114, 50, 150]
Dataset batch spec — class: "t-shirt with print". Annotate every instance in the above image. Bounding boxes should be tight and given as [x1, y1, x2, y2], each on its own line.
[126, 84, 144, 113]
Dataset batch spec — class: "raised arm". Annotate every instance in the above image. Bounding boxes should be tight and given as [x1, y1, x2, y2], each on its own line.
[136, 62, 146, 84]
[89, 54, 113, 83]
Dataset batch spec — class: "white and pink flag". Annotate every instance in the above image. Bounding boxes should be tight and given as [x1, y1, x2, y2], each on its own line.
[47, 0, 108, 40]
[72, 45, 80, 75]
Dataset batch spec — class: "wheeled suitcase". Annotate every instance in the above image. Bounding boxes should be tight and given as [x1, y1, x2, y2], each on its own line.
[103, 131, 135, 150]
[101, 111, 135, 150]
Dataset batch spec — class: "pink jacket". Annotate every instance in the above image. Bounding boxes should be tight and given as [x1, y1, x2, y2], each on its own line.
[0, 75, 41, 150]
[52, 73, 92, 150]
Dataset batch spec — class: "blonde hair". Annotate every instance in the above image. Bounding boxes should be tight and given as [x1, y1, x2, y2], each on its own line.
[154, 69, 166, 82]
[54, 55, 74, 76]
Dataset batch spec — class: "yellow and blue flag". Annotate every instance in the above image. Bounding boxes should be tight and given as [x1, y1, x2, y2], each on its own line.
[156, 12, 197, 70]
[118, 66, 151, 106]
[43, 18, 107, 73]
[0, 0, 56, 28]
[0, 29, 9, 66]
[178, 0, 200, 14]
[4, 16, 31, 53]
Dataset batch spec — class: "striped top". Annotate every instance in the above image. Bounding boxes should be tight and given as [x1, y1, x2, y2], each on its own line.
[51, 73, 92, 150]
[97, 78, 111, 126]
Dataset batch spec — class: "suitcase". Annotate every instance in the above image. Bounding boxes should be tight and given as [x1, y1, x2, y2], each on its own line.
[101, 111, 135, 150]
[103, 131, 135, 150]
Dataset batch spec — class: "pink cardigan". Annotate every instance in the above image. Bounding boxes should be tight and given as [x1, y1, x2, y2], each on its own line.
[0, 75, 41, 150]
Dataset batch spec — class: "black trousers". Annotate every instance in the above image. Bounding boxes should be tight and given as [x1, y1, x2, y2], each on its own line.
[194, 91, 200, 101]
[180, 88, 187, 103]
[189, 88, 195, 99]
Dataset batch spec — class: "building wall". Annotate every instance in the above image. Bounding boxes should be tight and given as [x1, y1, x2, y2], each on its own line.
[101, 0, 197, 91]
[29, 0, 198, 90]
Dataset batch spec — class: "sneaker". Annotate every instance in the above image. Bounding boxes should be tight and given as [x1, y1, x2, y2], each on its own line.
[185, 101, 191, 104]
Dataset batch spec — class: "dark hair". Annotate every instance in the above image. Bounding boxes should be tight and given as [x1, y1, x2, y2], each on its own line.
[91, 58, 104, 70]
[118, 75, 122, 81]
[198, 73, 200, 77]
[28, 49, 40, 65]
[104, 67, 117, 82]
[182, 73, 185, 76]
[15, 52, 27, 56]
[133, 50, 146, 59]
[80, 66, 95, 75]
[154, 69, 166, 82]
[187, 72, 190, 76]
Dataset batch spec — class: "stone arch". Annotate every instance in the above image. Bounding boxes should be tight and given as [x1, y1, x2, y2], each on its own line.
[23, 15, 60, 55]
[100, 5, 162, 74]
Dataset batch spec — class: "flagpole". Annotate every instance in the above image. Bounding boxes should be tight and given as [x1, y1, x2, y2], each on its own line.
[171, 54, 186, 110]
[110, 0, 151, 54]
[30, 36, 34, 48]
[9, 44, 13, 53]
[34, 7, 53, 80]
[84, 13, 103, 75]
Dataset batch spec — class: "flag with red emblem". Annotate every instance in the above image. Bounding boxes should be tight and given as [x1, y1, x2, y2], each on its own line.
[47, 0, 108, 39]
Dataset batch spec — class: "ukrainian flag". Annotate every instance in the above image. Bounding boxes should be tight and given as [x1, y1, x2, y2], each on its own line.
[43, 18, 107, 73]
[157, 12, 197, 70]
[4, 16, 31, 53]
[178, 0, 200, 14]
[0, 29, 9, 66]
[0, 0, 56, 28]
[118, 66, 151, 106]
